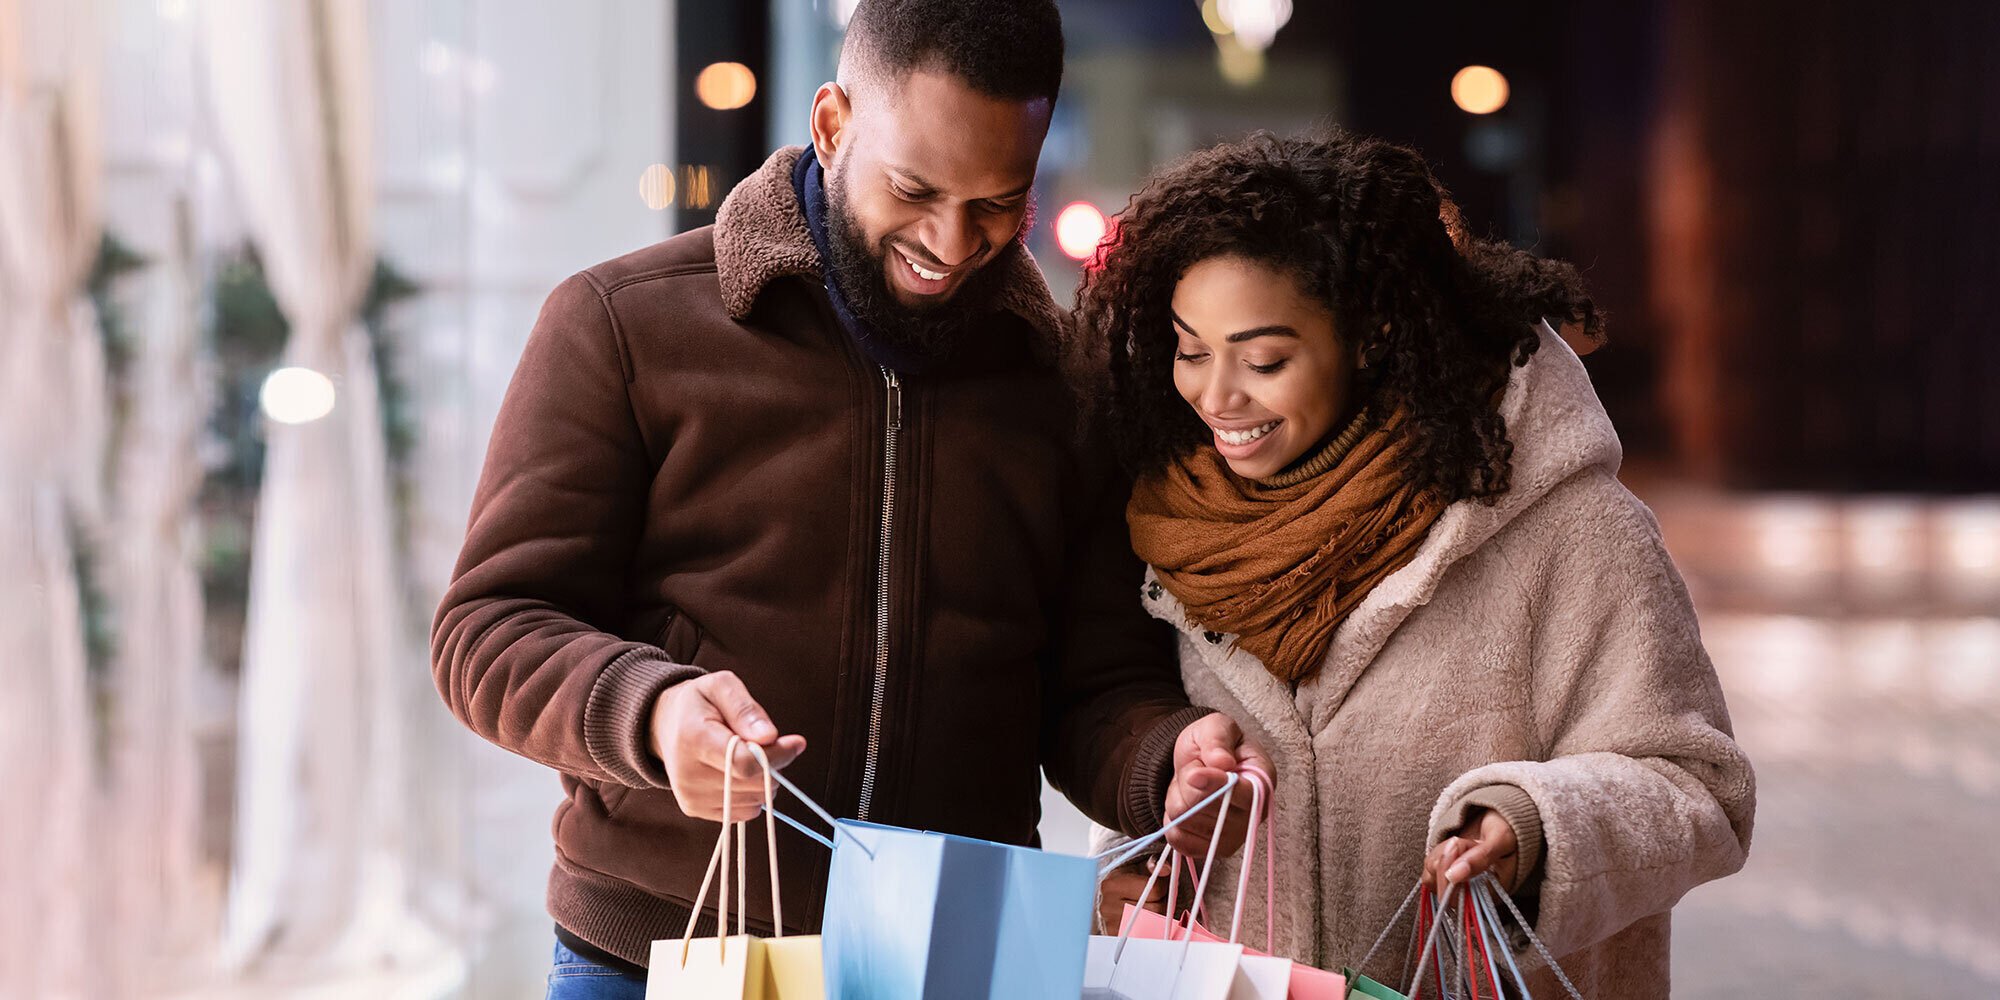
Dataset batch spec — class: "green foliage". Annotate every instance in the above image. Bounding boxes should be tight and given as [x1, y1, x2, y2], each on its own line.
[197, 247, 421, 676]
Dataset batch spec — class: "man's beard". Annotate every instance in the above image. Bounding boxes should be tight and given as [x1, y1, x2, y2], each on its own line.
[823, 176, 1031, 366]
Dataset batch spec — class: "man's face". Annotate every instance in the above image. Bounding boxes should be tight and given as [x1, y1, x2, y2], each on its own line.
[817, 67, 1051, 318]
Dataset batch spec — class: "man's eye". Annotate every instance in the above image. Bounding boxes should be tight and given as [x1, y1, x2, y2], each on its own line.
[892, 184, 929, 201]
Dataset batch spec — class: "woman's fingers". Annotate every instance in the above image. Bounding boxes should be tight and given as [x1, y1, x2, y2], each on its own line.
[1447, 838, 1500, 885]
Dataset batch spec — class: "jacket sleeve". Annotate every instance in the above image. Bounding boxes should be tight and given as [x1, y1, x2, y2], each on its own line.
[1426, 476, 1755, 959]
[430, 273, 700, 789]
[1039, 429, 1207, 838]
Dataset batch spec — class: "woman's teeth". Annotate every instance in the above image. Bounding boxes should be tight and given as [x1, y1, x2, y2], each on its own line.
[1216, 421, 1280, 446]
[904, 254, 947, 282]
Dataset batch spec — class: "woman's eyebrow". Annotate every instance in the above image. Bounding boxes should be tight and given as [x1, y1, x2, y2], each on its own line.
[1171, 311, 1298, 343]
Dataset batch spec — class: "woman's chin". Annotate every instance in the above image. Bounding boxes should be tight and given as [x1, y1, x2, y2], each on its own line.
[1216, 447, 1303, 480]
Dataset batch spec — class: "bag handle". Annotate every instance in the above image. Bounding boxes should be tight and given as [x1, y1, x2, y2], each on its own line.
[764, 762, 876, 860]
[674, 737, 785, 966]
[1104, 772, 1240, 965]
[1473, 872, 1585, 1000]
[1225, 765, 1274, 950]
[1090, 770, 1244, 874]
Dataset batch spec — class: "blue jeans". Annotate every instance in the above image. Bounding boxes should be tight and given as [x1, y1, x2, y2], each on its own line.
[545, 940, 647, 1000]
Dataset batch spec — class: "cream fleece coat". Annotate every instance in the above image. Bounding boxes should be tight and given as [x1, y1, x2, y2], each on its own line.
[1092, 325, 1755, 998]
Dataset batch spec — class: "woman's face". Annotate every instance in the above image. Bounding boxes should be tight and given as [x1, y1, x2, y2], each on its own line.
[1169, 255, 1358, 479]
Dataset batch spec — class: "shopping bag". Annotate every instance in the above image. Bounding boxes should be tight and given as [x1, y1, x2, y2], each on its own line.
[1340, 874, 1587, 1000]
[1085, 770, 1278, 1000]
[1110, 767, 1346, 1000]
[817, 819, 1096, 999]
[646, 738, 825, 1000]
[1083, 934, 1246, 1000]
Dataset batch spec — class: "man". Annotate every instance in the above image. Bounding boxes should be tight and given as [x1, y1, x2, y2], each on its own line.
[432, 0, 1262, 993]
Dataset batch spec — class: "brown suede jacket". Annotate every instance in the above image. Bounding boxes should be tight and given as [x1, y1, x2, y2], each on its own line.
[430, 147, 1201, 967]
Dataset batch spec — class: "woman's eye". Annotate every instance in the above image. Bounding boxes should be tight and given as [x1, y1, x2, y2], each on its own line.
[1173, 351, 1208, 363]
[1247, 359, 1289, 374]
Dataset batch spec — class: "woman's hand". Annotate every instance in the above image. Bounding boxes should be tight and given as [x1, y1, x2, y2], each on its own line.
[1424, 806, 1518, 898]
[1095, 858, 1170, 933]
[1162, 712, 1274, 858]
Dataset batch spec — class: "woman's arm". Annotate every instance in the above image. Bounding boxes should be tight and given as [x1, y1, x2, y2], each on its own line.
[1425, 473, 1755, 959]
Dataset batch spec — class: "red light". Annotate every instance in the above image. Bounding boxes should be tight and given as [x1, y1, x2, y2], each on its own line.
[1056, 201, 1108, 262]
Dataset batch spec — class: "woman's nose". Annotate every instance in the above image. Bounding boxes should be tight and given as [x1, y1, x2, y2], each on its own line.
[1198, 369, 1247, 416]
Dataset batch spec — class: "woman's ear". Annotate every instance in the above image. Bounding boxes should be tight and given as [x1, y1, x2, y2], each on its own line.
[809, 83, 851, 166]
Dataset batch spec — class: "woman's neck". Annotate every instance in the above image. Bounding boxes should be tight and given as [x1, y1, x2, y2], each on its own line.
[1255, 406, 1374, 488]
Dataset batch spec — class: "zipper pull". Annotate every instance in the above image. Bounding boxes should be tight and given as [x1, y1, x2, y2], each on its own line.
[883, 368, 903, 430]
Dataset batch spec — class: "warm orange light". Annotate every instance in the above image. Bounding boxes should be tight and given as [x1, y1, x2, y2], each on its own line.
[695, 62, 757, 111]
[1056, 202, 1108, 261]
[1451, 65, 1509, 115]
[638, 163, 676, 210]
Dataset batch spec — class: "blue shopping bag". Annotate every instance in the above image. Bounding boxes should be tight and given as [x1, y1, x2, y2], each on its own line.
[817, 819, 1096, 1000]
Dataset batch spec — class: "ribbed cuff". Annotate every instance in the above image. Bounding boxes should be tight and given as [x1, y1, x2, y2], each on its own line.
[1120, 705, 1212, 836]
[583, 647, 706, 788]
[1441, 783, 1544, 894]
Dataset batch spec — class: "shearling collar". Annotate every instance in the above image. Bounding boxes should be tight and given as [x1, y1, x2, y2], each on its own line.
[711, 146, 1068, 354]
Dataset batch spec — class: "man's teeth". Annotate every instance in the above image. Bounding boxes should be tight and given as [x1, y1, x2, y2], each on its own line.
[1216, 421, 1280, 446]
[905, 255, 947, 282]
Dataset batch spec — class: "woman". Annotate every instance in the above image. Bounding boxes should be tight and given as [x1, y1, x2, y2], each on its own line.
[1079, 131, 1754, 998]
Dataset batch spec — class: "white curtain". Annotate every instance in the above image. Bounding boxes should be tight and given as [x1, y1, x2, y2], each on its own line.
[106, 200, 213, 988]
[199, 0, 420, 975]
[0, 0, 103, 996]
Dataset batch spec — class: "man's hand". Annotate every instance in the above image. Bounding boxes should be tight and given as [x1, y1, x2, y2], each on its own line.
[1095, 858, 1170, 934]
[1423, 807, 1519, 898]
[1162, 712, 1273, 858]
[648, 671, 807, 821]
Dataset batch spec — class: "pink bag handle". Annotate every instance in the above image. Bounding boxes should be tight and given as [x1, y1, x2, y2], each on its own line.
[1117, 772, 1238, 956]
[675, 737, 784, 966]
[1176, 764, 1274, 952]
[1230, 764, 1275, 952]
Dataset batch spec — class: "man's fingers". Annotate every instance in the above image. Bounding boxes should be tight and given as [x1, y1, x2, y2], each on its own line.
[765, 734, 808, 769]
[701, 671, 778, 743]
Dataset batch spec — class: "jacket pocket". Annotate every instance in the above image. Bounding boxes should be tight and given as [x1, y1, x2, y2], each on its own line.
[594, 779, 632, 818]
[654, 608, 706, 666]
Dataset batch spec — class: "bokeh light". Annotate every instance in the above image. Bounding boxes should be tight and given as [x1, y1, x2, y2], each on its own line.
[695, 62, 757, 111]
[1055, 202, 1108, 261]
[638, 163, 676, 210]
[259, 367, 337, 425]
[1451, 64, 1510, 114]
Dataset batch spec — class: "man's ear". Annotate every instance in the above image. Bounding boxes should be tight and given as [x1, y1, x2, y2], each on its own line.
[809, 82, 851, 166]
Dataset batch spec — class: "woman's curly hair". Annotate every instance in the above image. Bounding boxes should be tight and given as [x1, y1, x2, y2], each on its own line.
[1075, 129, 1604, 503]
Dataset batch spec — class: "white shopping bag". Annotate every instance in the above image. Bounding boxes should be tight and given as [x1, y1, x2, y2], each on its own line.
[1097, 768, 1295, 1000]
[1083, 935, 1244, 1000]
[1083, 771, 1272, 999]
[645, 738, 825, 1000]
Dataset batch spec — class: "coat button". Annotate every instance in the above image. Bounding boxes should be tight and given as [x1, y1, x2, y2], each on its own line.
[1146, 583, 1163, 600]
[1202, 630, 1223, 644]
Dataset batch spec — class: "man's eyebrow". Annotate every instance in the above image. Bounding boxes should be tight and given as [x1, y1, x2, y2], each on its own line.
[891, 166, 1032, 201]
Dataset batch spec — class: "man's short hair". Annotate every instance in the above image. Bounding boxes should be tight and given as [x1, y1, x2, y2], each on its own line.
[843, 0, 1064, 104]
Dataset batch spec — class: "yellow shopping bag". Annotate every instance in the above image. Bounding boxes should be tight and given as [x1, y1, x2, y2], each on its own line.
[646, 738, 825, 999]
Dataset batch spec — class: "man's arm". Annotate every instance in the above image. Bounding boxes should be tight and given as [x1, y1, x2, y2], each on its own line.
[429, 272, 699, 789]
[1038, 433, 1208, 837]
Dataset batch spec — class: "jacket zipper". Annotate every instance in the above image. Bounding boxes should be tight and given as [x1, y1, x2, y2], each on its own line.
[856, 365, 901, 820]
